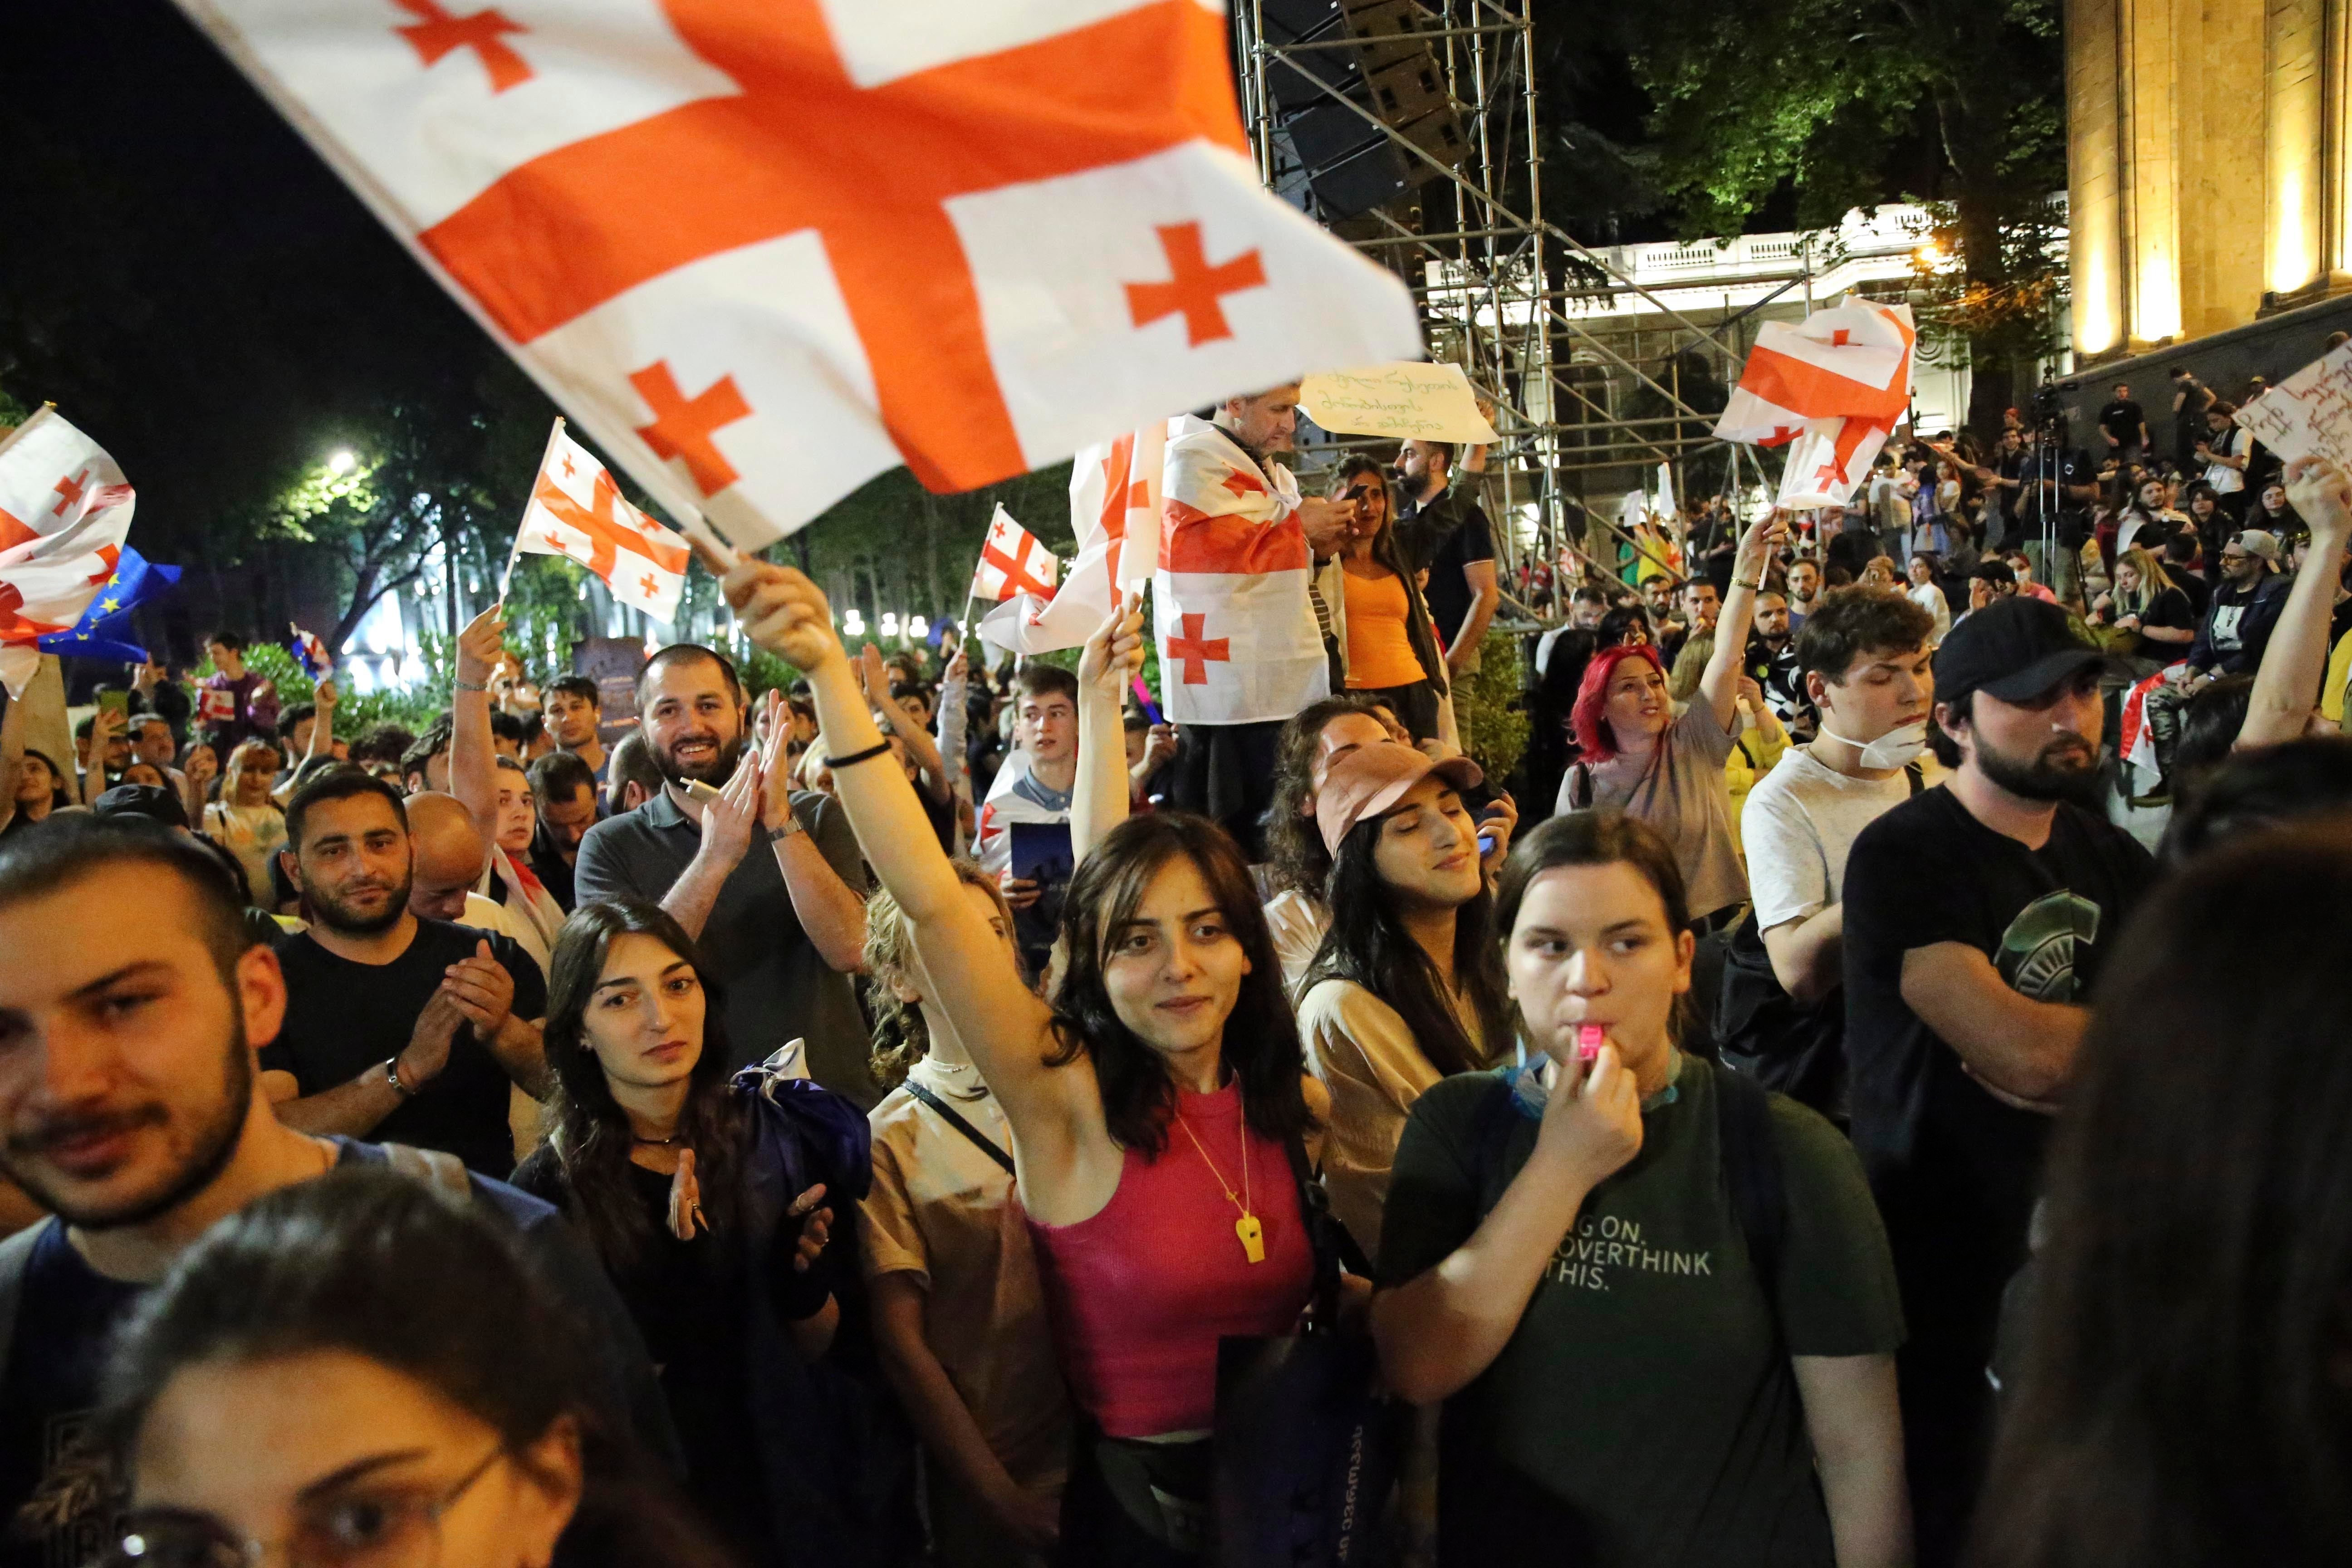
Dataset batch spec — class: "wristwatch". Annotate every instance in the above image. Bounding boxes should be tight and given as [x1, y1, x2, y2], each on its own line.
[767, 813, 805, 843]
[384, 1056, 417, 1098]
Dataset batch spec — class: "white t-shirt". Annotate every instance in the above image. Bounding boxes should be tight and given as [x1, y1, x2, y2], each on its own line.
[1906, 581, 1951, 642]
[1740, 745, 1915, 933]
[2204, 427, 2246, 494]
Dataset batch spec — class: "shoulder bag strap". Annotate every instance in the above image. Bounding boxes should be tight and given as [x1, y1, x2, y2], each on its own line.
[1710, 1063, 1788, 1338]
[0, 1221, 47, 1377]
[1904, 761, 1925, 797]
[904, 1080, 1016, 1176]
[1570, 763, 1593, 811]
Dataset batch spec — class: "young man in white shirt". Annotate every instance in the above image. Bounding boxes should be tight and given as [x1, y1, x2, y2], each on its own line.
[1728, 586, 1937, 1115]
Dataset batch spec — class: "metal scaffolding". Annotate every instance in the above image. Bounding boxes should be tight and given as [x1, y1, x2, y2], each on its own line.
[1230, 0, 1755, 588]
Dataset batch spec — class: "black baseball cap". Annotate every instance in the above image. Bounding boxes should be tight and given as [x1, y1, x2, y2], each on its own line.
[1933, 595, 2111, 706]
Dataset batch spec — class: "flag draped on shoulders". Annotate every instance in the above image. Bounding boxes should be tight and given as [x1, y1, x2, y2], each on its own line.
[0, 408, 137, 697]
[172, 0, 1421, 549]
[1714, 297, 1916, 510]
[1154, 415, 1328, 725]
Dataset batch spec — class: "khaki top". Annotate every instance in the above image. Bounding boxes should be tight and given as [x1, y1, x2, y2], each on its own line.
[858, 1055, 1070, 1487]
[1298, 977, 1483, 1259]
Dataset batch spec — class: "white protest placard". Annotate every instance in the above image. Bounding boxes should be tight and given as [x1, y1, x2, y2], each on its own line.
[2234, 341, 2352, 469]
[1299, 362, 1500, 444]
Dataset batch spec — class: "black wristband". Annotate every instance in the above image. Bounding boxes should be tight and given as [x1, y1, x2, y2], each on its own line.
[771, 1248, 834, 1320]
[825, 738, 893, 770]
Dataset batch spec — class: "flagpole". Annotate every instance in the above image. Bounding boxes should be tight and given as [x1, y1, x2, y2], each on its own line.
[500, 416, 567, 603]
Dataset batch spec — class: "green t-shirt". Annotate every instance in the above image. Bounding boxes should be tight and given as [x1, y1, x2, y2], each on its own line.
[1377, 1056, 1905, 1568]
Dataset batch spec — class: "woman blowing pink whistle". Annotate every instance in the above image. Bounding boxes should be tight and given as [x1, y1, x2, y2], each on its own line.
[711, 552, 1330, 1567]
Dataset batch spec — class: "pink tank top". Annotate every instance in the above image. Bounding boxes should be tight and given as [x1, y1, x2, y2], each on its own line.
[1028, 1080, 1316, 1437]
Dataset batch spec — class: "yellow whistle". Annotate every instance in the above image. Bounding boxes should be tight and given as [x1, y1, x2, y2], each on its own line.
[1235, 1213, 1266, 1264]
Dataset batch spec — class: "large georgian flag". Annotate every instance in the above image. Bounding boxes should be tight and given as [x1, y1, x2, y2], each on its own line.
[173, 0, 1423, 548]
[977, 421, 1165, 654]
[0, 409, 137, 697]
[1154, 414, 1328, 725]
[516, 423, 691, 620]
[1714, 298, 1916, 509]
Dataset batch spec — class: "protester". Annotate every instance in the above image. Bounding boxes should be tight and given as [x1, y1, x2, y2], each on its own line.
[2095, 381, 2148, 464]
[1262, 696, 1407, 990]
[1975, 825, 2352, 1568]
[1786, 556, 1823, 627]
[1724, 588, 1936, 1119]
[125, 713, 186, 804]
[1396, 436, 1499, 677]
[0, 819, 670, 1567]
[513, 899, 886, 1568]
[88, 1168, 721, 1568]
[0, 693, 70, 839]
[1157, 385, 1354, 854]
[977, 663, 1079, 882]
[201, 739, 286, 907]
[263, 770, 549, 1176]
[1746, 588, 1808, 729]
[604, 731, 663, 818]
[2140, 526, 2292, 793]
[1372, 811, 1909, 1566]
[859, 875, 1072, 1567]
[1324, 455, 1452, 741]
[1904, 554, 1952, 642]
[2084, 545, 2195, 666]
[572, 642, 874, 1106]
[194, 632, 278, 753]
[403, 790, 548, 963]
[1841, 596, 2154, 1566]
[1296, 741, 1508, 1256]
[1556, 511, 1787, 928]
[402, 715, 455, 795]
[543, 675, 610, 782]
[720, 559, 1324, 1562]
[527, 750, 598, 912]
[2193, 402, 2250, 522]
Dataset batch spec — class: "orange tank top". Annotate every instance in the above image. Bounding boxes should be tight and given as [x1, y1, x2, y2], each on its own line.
[1341, 566, 1426, 689]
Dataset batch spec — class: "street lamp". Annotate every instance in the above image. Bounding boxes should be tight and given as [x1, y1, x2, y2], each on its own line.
[880, 612, 900, 639]
[843, 608, 867, 638]
[909, 615, 929, 641]
[325, 450, 356, 475]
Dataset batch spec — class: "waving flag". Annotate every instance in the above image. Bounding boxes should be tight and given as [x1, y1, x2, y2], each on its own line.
[516, 422, 689, 622]
[1153, 414, 1327, 725]
[171, 0, 1422, 551]
[0, 407, 138, 697]
[1714, 297, 1916, 509]
[37, 547, 181, 666]
[979, 421, 1166, 655]
[967, 507, 1059, 603]
[289, 624, 335, 678]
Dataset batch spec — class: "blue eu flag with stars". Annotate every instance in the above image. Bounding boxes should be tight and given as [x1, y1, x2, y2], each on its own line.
[37, 546, 181, 664]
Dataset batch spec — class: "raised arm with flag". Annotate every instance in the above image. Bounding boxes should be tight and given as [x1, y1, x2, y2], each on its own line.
[0, 407, 138, 696]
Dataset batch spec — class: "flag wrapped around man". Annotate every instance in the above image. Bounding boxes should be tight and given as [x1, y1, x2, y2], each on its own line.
[1714, 297, 1917, 510]
[173, 0, 1422, 551]
[0, 407, 139, 696]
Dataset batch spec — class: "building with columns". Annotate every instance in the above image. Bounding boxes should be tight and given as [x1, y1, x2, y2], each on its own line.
[2068, 0, 2352, 354]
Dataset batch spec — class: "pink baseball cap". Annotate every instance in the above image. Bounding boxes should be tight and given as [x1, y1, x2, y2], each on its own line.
[1313, 740, 1485, 857]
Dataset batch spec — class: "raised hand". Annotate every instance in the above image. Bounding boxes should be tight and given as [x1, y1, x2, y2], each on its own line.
[858, 642, 891, 706]
[668, 1148, 709, 1241]
[1077, 591, 1147, 703]
[719, 556, 844, 674]
[442, 938, 516, 1042]
[314, 677, 339, 716]
[2286, 456, 2352, 545]
[456, 603, 507, 689]
[184, 745, 219, 790]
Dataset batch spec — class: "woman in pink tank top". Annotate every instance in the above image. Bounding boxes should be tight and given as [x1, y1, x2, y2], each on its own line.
[725, 567, 1326, 1566]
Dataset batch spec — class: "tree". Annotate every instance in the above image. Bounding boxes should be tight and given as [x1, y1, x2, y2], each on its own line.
[1595, 0, 2066, 437]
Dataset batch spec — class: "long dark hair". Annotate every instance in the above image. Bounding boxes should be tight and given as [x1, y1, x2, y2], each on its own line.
[1047, 812, 1311, 1155]
[1265, 693, 1392, 900]
[1974, 824, 2352, 1568]
[97, 1166, 731, 1568]
[543, 899, 749, 1271]
[1305, 804, 1509, 1076]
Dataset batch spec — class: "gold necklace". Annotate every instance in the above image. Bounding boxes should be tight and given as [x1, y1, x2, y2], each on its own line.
[1172, 1101, 1264, 1264]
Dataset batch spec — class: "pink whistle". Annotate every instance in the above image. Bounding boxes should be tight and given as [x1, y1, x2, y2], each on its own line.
[1577, 1024, 1606, 1062]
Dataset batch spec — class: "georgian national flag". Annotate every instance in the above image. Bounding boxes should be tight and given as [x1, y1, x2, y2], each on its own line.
[517, 423, 690, 621]
[0, 407, 138, 697]
[171, 0, 1423, 551]
[1153, 414, 1328, 725]
[968, 506, 1058, 603]
[1714, 297, 1916, 509]
[978, 420, 1166, 655]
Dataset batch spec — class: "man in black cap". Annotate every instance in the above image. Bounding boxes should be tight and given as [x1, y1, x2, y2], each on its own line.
[1839, 595, 2155, 1568]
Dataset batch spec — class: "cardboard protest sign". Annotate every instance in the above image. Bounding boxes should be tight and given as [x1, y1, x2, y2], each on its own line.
[2234, 341, 2352, 469]
[1299, 362, 1499, 444]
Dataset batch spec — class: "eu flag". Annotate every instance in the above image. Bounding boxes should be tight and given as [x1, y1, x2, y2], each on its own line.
[37, 546, 182, 664]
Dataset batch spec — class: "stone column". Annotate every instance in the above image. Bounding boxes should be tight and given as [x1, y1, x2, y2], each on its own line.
[2121, 0, 2183, 346]
[2069, 0, 2128, 356]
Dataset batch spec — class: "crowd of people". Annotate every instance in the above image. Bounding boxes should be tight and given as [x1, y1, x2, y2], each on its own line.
[3, 375, 2352, 1568]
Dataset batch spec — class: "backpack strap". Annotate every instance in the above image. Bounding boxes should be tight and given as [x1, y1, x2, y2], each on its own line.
[1904, 761, 1925, 797]
[1710, 1063, 1787, 1335]
[904, 1080, 1015, 1177]
[1569, 763, 1593, 812]
[380, 1143, 475, 1206]
[0, 1221, 45, 1380]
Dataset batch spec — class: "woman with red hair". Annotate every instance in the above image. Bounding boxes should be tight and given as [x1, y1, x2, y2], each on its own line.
[1555, 510, 1786, 927]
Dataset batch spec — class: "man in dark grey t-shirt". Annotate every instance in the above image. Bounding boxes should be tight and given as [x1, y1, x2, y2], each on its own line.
[573, 644, 877, 1106]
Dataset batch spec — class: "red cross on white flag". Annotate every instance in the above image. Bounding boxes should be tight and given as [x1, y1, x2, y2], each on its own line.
[515, 423, 690, 621]
[0, 408, 137, 697]
[172, 0, 1423, 550]
[1713, 297, 1917, 509]
[967, 507, 1058, 603]
[975, 418, 1167, 656]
